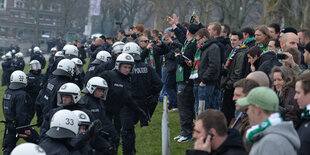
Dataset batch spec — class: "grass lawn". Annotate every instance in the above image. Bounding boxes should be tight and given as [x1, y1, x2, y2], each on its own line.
[0, 58, 194, 155]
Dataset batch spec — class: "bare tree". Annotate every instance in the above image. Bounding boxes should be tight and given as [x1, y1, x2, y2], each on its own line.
[210, 0, 258, 29]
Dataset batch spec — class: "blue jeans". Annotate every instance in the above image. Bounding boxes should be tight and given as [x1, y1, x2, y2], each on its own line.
[166, 71, 177, 109]
[193, 85, 216, 116]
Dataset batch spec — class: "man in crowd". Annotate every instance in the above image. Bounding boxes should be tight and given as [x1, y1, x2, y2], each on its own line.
[221, 31, 248, 124]
[237, 87, 300, 154]
[187, 109, 246, 155]
[295, 72, 310, 155]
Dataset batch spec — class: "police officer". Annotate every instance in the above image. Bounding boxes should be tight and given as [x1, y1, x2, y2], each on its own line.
[71, 58, 85, 89]
[30, 46, 46, 69]
[100, 53, 148, 155]
[36, 59, 75, 135]
[49, 47, 57, 64]
[39, 109, 79, 154]
[1, 52, 15, 86]
[84, 50, 111, 84]
[71, 110, 93, 154]
[42, 83, 111, 154]
[63, 44, 79, 59]
[14, 52, 25, 71]
[82, 77, 118, 153]
[2, 71, 39, 155]
[97, 41, 125, 72]
[42, 51, 64, 84]
[122, 42, 163, 127]
[26, 60, 43, 100]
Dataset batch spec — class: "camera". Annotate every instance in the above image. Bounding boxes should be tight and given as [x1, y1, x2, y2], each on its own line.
[277, 54, 287, 59]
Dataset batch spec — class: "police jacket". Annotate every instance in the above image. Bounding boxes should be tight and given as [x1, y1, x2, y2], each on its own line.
[15, 58, 25, 71]
[99, 69, 140, 116]
[84, 60, 105, 84]
[37, 76, 72, 115]
[26, 71, 43, 100]
[2, 59, 15, 74]
[2, 88, 34, 128]
[39, 137, 71, 155]
[81, 93, 117, 137]
[131, 61, 163, 101]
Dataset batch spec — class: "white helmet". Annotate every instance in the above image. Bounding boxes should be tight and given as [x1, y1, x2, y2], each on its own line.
[71, 58, 83, 66]
[82, 77, 108, 100]
[5, 52, 12, 59]
[63, 45, 78, 57]
[51, 47, 57, 52]
[12, 49, 16, 54]
[52, 59, 75, 78]
[30, 60, 41, 71]
[57, 83, 81, 106]
[9, 70, 27, 90]
[73, 110, 91, 126]
[28, 48, 32, 52]
[122, 42, 141, 60]
[33, 46, 40, 53]
[1, 55, 5, 59]
[115, 53, 135, 70]
[11, 143, 46, 155]
[15, 52, 23, 58]
[46, 109, 79, 139]
[95, 51, 112, 63]
[55, 51, 64, 58]
[112, 41, 125, 55]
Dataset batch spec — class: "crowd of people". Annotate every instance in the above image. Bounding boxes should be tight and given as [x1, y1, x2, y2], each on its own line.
[1, 12, 310, 155]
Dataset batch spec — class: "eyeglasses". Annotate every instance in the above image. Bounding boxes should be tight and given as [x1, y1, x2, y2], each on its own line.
[140, 40, 149, 43]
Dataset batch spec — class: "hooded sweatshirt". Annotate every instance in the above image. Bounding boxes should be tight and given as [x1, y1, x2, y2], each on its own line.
[250, 121, 300, 155]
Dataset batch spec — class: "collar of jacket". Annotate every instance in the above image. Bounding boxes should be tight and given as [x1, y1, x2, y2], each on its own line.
[200, 38, 218, 51]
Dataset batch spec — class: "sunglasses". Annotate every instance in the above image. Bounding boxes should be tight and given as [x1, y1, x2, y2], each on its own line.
[140, 40, 149, 43]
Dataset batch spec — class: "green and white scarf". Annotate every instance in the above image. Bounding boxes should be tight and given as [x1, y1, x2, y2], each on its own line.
[301, 104, 310, 119]
[243, 37, 255, 45]
[145, 48, 156, 70]
[189, 40, 207, 79]
[176, 38, 196, 82]
[246, 113, 283, 144]
[255, 43, 268, 51]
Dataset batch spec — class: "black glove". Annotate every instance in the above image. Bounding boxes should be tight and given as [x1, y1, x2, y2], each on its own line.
[137, 107, 149, 125]
[86, 120, 103, 137]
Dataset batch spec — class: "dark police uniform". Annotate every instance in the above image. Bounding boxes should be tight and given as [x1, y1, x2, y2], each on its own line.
[2, 87, 39, 155]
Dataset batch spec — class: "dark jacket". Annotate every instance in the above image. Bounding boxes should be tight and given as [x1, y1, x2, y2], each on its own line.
[14, 58, 25, 71]
[297, 115, 310, 155]
[221, 45, 248, 89]
[81, 93, 117, 138]
[254, 50, 282, 76]
[2, 88, 34, 128]
[217, 36, 232, 61]
[1, 59, 15, 86]
[198, 39, 221, 85]
[26, 71, 43, 100]
[99, 70, 140, 116]
[186, 128, 246, 155]
[39, 137, 71, 155]
[278, 86, 301, 128]
[165, 39, 183, 73]
[131, 61, 163, 101]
